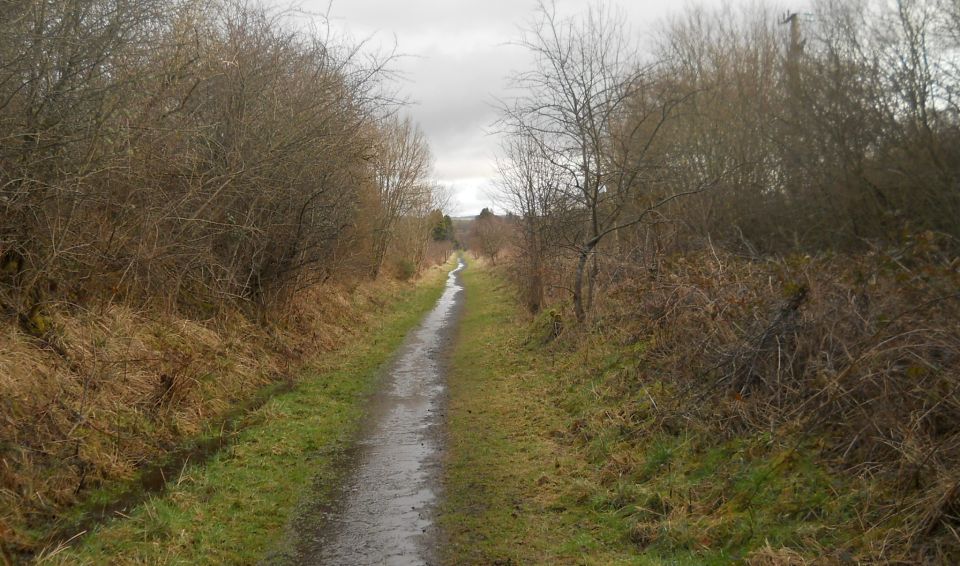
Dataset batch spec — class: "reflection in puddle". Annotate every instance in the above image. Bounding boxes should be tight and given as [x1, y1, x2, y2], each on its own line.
[303, 259, 464, 565]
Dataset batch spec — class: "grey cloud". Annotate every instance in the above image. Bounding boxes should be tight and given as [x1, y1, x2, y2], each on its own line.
[292, 0, 726, 215]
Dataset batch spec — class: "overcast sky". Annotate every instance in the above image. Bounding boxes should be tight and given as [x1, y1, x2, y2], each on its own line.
[288, 1, 747, 216]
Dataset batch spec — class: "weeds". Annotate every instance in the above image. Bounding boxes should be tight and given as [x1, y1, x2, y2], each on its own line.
[541, 235, 960, 561]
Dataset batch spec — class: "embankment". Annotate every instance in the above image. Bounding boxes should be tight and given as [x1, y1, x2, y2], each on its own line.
[1, 259, 453, 563]
[443, 250, 959, 564]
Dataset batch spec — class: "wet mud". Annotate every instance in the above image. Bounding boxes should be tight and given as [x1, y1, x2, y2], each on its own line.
[289, 259, 465, 566]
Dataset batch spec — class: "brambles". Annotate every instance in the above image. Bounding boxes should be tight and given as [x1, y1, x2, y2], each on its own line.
[510, 245, 960, 561]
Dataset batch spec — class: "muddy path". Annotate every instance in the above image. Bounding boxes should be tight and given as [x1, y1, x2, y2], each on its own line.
[285, 258, 465, 566]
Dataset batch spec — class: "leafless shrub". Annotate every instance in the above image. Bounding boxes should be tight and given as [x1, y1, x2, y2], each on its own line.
[0, 0, 445, 321]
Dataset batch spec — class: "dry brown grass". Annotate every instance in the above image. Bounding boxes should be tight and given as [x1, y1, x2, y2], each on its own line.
[745, 545, 813, 565]
[534, 233, 960, 561]
[0, 266, 433, 556]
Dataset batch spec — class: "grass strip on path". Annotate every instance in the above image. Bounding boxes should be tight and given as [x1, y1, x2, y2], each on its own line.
[44, 264, 452, 565]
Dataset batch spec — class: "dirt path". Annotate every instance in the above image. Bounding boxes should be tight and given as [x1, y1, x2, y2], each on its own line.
[289, 258, 465, 566]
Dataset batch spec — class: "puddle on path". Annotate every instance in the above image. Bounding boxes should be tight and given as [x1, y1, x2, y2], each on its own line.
[290, 259, 465, 566]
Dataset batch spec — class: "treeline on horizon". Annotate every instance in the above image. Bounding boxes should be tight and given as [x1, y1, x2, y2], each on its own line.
[0, 0, 452, 327]
[479, 0, 960, 561]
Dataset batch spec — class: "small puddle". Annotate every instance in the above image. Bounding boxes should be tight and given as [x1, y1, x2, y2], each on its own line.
[288, 259, 465, 566]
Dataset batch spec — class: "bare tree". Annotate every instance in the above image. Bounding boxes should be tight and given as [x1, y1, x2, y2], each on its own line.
[497, 134, 569, 313]
[0, 0, 435, 316]
[499, 1, 702, 322]
[470, 208, 511, 265]
[370, 116, 433, 277]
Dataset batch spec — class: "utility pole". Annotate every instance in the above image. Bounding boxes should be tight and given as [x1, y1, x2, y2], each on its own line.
[781, 12, 803, 57]
[780, 11, 805, 96]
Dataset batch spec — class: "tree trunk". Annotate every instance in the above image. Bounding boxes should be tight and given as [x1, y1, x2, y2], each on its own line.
[527, 246, 544, 314]
[573, 245, 593, 323]
[585, 252, 599, 315]
[370, 231, 389, 278]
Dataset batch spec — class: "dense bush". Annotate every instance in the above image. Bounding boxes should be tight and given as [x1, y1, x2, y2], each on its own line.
[0, 0, 443, 320]
[499, 0, 960, 319]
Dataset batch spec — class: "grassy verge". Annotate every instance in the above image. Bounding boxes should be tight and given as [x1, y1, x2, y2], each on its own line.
[442, 262, 851, 565]
[42, 262, 452, 565]
[442, 264, 649, 565]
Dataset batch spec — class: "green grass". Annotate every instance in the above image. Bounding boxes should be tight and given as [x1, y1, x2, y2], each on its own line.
[51, 259, 861, 564]
[44, 264, 453, 565]
[442, 264, 653, 565]
[442, 262, 857, 565]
